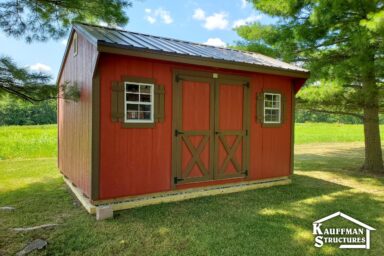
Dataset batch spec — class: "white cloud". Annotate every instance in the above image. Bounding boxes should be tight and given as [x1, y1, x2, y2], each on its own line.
[241, 0, 248, 9]
[193, 8, 229, 30]
[233, 14, 262, 28]
[29, 63, 52, 73]
[146, 16, 156, 24]
[203, 38, 227, 48]
[204, 12, 229, 30]
[145, 8, 173, 24]
[158, 9, 173, 24]
[193, 8, 205, 20]
[61, 39, 67, 46]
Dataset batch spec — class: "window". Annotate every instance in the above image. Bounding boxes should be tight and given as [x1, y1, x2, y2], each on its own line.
[73, 32, 78, 56]
[124, 82, 154, 123]
[263, 93, 281, 124]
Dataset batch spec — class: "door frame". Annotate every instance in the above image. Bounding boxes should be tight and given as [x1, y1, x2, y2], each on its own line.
[171, 69, 250, 187]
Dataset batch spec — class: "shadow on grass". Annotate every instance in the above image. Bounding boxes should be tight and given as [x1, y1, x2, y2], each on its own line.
[1, 171, 383, 255]
[295, 146, 365, 171]
[295, 145, 384, 188]
[0, 176, 85, 255]
[106, 174, 382, 256]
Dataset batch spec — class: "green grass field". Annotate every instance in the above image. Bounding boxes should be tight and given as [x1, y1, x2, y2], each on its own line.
[0, 123, 382, 159]
[0, 124, 383, 255]
[0, 124, 57, 160]
[295, 123, 384, 144]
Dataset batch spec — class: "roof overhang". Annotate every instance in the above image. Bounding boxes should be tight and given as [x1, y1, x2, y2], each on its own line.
[97, 42, 310, 79]
[57, 25, 309, 85]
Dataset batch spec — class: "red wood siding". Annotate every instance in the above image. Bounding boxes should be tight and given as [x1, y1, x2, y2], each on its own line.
[98, 54, 294, 200]
[58, 32, 98, 197]
[249, 75, 293, 180]
[98, 55, 173, 199]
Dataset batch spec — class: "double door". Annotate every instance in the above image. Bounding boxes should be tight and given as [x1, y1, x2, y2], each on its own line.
[172, 71, 250, 185]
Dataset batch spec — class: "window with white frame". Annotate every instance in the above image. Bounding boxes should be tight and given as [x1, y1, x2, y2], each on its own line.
[264, 93, 281, 123]
[125, 82, 154, 123]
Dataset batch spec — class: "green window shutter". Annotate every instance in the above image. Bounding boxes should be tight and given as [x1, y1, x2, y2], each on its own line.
[281, 94, 286, 124]
[256, 92, 264, 123]
[154, 84, 165, 123]
[111, 82, 125, 122]
[281, 94, 287, 124]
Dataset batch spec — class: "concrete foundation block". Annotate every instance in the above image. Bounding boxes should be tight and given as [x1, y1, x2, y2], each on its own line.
[96, 206, 113, 220]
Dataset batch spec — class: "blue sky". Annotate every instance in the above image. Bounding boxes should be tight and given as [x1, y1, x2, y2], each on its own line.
[0, 0, 272, 81]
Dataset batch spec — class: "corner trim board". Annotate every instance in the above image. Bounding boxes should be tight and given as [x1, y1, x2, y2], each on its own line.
[91, 68, 100, 200]
[290, 83, 296, 175]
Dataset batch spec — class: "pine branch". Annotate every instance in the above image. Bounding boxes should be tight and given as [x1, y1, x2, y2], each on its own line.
[304, 108, 364, 119]
[0, 84, 56, 102]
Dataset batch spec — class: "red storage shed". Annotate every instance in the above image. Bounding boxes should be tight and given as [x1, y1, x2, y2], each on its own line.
[57, 24, 308, 213]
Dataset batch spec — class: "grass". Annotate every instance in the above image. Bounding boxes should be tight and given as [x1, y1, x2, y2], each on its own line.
[295, 123, 384, 144]
[0, 124, 383, 255]
[0, 124, 56, 160]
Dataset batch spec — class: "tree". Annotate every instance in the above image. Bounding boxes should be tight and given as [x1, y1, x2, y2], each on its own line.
[0, 95, 57, 125]
[0, 0, 132, 101]
[235, 0, 384, 173]
[0, 56, 54, 102]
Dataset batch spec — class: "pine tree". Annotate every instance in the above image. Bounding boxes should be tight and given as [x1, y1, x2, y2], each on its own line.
[0, 0, 132, 101]
[236, 0, 384, 172]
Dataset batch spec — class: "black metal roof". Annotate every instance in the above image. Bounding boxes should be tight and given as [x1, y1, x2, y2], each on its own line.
[74, 23, 308, 75]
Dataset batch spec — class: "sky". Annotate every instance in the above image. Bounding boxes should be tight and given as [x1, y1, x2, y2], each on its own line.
[0, 0, 273, 82]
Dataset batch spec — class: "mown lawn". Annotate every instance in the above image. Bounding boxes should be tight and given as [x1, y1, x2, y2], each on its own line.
[0, 124, 383, 255]
[295, 123, 384, 144]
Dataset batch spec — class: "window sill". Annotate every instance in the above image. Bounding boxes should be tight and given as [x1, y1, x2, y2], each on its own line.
[262, 122, 283, 128]
[122, 122, 155, 128]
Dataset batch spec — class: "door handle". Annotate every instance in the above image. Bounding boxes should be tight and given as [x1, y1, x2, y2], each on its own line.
[175, 129, 184, 136]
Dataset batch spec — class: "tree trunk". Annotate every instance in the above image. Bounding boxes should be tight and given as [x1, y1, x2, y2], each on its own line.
[361, 55, 383, 172]
[362, 105, 383, 172]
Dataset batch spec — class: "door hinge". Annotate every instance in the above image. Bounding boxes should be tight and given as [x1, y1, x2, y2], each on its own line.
[175, 129, 184, 136]
[175, 75, 181, 82]
[174, 177, 184, 184]
[245, 130, 248, 136]
[242, 170, 248, 176]
[243, 82, 250, 88]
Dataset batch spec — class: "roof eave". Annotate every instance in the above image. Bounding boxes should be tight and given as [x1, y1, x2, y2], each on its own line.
[96, 42, 310, 79]
[56, 28, 75, 86]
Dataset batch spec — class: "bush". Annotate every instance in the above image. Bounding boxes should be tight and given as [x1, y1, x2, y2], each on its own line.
[0, 97, 56, 125]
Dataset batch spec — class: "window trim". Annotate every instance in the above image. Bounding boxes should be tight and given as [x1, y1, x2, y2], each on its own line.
[263, 92, 282, 125]
[124, 81, 155, 124]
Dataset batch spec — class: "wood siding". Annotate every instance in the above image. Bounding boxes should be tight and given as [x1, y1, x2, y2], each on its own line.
[98, 54, 294, 200]
[249, 75, 293, 180]
[58, 32, 98, 198]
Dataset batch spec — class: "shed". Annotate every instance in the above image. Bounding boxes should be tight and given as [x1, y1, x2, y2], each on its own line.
[57, 23, 309, 213]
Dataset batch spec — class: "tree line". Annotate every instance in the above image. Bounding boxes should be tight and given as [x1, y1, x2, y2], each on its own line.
[0, 97, 56, 125]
